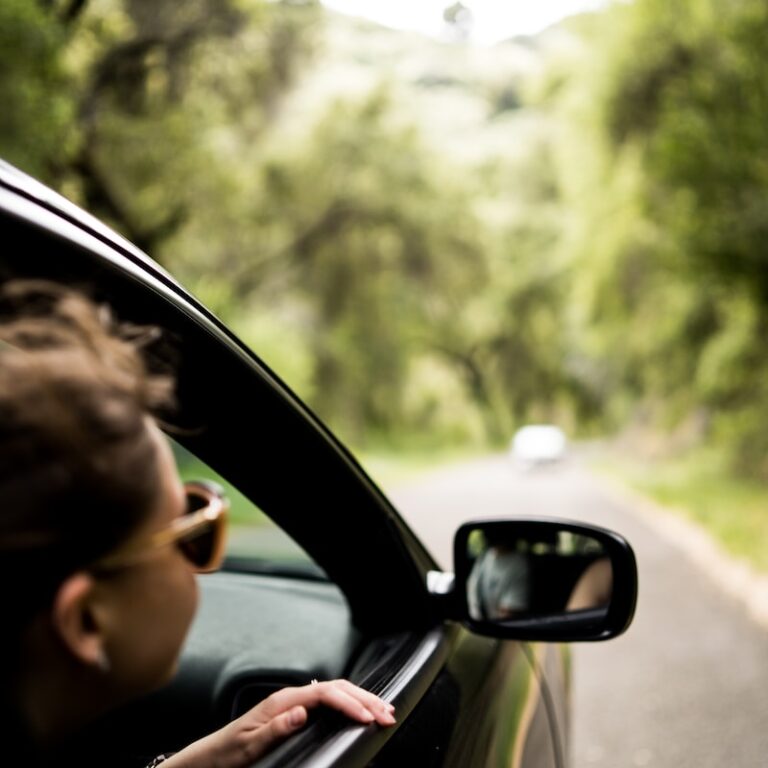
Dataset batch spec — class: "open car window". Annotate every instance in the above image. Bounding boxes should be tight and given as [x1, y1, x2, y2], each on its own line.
[0, 173, 436, 632]
[170, 438, 327, 581]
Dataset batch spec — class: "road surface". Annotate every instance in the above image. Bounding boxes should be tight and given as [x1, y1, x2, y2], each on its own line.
[388, 455, 768, 768]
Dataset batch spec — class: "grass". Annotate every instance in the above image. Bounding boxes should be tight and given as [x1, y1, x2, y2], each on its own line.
[356, 444, 488, 493]
[592, 447, 768, 572]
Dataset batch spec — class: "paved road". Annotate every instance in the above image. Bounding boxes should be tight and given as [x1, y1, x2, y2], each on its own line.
[388, 455, 768, 768]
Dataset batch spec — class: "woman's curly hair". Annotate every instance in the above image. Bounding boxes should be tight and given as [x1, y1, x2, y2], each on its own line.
[0, 279, 176, 619]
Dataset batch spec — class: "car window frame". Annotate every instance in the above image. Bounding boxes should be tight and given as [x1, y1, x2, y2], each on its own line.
[0, 165, 440, 635]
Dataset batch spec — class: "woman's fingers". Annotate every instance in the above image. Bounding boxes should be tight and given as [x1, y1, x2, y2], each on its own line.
[309, 681, 395, 726]
[265, 705, 308, 740]
[158, 707, 308, 768]
[162, 682, 394, 768]
[259, 680, 396, 727]
[335, 679, 396, 720]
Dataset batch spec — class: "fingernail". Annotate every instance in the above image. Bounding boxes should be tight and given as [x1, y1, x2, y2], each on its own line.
[382, 712, 396, 725]
[361, 710, 375, 723]
[385, 703, 396, 712]
[289, 707, 305, 727]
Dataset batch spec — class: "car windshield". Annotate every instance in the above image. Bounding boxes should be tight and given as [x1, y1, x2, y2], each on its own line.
[170, 438, 326, 580]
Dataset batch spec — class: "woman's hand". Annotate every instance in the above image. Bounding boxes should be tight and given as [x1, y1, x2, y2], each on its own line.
[162, 680, 396, 768]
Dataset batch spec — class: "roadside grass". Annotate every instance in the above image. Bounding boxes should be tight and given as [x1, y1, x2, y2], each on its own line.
[591, 447, 768, 572]
[357, 444, 489, 494]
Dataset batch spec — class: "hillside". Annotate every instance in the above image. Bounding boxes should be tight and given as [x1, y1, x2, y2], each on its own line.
[275, 10, 588, 166]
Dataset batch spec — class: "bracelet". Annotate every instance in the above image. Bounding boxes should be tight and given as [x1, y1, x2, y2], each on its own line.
[146, 754, 174, 767]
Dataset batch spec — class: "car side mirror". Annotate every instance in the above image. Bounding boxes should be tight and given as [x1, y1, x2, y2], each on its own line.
[450, 518, 637, 641]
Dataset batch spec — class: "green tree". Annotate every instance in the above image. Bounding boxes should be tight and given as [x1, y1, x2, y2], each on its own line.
[0, 1, 74, 179]
[227, 89, 489, 443]
[559, 0, 768, 475]
[0, 0, 321, 260]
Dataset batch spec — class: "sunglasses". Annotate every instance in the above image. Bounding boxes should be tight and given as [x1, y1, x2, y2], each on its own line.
[93, 480, 229, 574]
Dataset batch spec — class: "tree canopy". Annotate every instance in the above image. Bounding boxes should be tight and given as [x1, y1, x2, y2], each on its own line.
[4, 0, 768, 472]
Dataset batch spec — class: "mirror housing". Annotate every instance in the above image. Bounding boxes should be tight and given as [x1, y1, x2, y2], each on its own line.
[448, 518, 637, 642]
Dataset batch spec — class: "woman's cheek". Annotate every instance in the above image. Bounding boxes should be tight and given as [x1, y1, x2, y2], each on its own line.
[124, 559, 200, 692]
[159, 562, 199, 679]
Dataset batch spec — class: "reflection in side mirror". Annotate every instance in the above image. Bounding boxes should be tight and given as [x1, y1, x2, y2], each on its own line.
[466, 529, 612, 621]
[454, 519, 637, 642]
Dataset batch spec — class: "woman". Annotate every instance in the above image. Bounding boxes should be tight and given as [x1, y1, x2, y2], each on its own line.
[0, 280, 395, 766]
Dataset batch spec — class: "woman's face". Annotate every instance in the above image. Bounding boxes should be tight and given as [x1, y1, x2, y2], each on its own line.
[95, 420, 199, 698]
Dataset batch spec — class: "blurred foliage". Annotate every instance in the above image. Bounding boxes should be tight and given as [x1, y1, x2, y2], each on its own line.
[1, 0, 320, 253]
[4, 0, 768, 478]
[0, 0, 74, 178]
[560, 0, 768, 477]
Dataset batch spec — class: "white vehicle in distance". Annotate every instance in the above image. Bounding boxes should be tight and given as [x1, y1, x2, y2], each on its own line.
[510, 424, 567, 468]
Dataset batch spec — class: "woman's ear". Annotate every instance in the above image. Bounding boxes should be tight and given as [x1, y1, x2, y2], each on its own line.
[51, 572, 109, 671]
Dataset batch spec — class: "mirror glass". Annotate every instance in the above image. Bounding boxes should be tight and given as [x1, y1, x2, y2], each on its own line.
[465, 526, 613, 622]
